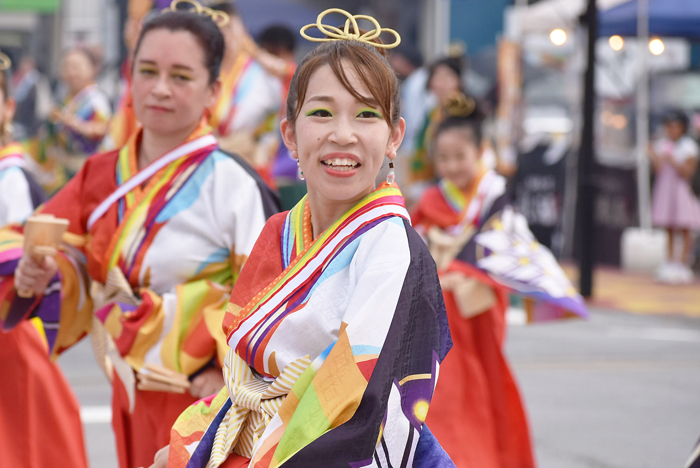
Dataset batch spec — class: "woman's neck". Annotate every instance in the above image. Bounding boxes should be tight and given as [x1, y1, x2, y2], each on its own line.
[137, 122, 198, 169]
[306, 187, 373, 239]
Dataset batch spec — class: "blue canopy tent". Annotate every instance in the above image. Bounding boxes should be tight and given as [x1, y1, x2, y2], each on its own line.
[599, 0, 700, 38]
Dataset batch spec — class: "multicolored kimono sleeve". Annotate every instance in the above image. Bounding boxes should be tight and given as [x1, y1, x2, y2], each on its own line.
[414, 173, 588, 322]
[0, 169, 33, 226]
[0, 171, 93, 359]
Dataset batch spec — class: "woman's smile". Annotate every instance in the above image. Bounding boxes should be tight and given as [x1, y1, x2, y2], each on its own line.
[320, 152, 361, 177]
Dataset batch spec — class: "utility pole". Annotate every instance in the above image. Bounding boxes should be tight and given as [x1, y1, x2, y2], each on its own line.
[636, 0, 651, 229]
[577, 0, 597, 298]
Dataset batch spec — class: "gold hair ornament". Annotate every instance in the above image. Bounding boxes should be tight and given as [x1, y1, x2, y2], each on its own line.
[448, 40, 467, 58]
[300, 8, 401, 50]
[166, 0, 230, 27]
[0, 52, 10, 72]
[444, 91, 476, 118]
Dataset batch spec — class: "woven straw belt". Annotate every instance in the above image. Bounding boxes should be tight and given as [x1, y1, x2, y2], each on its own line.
[207, 348, 311, 468]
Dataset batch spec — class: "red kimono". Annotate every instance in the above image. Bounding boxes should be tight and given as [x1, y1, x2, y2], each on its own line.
[0, 319, 88, 468]
[412, 172, 536, 468]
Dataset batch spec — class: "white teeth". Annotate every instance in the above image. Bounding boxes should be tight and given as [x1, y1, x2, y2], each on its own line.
[322, 158, 359, 168]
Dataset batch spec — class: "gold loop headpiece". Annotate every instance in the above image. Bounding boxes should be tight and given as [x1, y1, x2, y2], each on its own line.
[444, 91, 476, 118]
[0, 52, 10, 72]
[300, 8, 401, 50]
[166, 0, 230, 27]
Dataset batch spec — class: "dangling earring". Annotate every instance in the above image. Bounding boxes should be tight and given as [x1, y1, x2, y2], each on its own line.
[297, 159, 305, 181]
[386, 160, 395, 185]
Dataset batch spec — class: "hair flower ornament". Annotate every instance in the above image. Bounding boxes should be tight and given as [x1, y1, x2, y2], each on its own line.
[0, 52, 10, 72]
[444, 91, 476, 118]
[300, 8, 401, 49]
[166, 0, 230, 27]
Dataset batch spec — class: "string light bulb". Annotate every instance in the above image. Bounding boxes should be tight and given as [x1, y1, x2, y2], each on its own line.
[609, 35, 624, 51]
[649, 38, 665, 55]
[550, 29, 567, 46]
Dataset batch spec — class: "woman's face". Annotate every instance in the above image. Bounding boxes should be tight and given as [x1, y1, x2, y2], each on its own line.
[132, 29, 219, 138]
[61, 51, 95, 95]
[433, 128, 481, 191]
[282, 62, 404, 207]
[428, 64, 460, 101]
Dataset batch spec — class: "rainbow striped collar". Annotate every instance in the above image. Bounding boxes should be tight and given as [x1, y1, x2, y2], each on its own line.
[227, 184, 409, 356]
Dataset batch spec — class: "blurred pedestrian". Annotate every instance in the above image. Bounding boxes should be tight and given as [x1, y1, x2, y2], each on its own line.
[389, 43, 422, 82]
[245, 24, 304, 203]
[10, 55, 51, 141]
[0, 50, 88, 468]
[239, 24, 298, 190]
[406, 55, 465, 205]
[40, 47, 111, 192]
[0, 8, 278, 468]
[649, 110, 700, 284]
[207, 0, 282, 168]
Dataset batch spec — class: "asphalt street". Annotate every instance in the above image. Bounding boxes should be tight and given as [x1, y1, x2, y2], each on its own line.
[57, 307, 700, 468]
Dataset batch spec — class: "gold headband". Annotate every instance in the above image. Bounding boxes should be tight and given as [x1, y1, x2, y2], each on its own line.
[444, 91, 476, 118]
[166, 0, 230, 27]
[0, 52, 10, 72]
[300, 8, 401, 50]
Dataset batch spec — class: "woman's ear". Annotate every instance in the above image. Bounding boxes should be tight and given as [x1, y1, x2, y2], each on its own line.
[206, 78, 222, 109]
[386, 117, 406, 160]
[280, 118, 298, 158]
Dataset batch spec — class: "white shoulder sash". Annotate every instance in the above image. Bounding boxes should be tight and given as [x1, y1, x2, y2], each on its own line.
[86, 134, 217, 230]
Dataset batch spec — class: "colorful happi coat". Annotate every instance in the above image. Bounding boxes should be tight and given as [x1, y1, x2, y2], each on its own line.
[0, 143, 35, 226]
[31, 83, 112, 192]
[413, 169, 588, 321]
[0, 122, 279, 375]
[209, 53, 281, 138]
[50, 83, 112, 156]
[168, 183, 452, 468]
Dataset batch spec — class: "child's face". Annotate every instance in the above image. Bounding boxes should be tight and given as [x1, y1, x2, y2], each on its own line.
[664, 120, 685, 141]
[433, 127, 481, 191]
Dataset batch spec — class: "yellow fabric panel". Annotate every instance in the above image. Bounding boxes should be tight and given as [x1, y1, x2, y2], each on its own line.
[309, 331, 367, 426]
[51, 250, 93, 360]
[202, 292, 230, 367]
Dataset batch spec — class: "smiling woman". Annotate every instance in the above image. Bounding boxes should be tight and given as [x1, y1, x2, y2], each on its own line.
[0, 8, 279, 468]
[162, 9, 454, 468]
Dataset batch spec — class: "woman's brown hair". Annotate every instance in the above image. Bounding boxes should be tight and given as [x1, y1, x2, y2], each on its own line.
[286, 38, 401, 133]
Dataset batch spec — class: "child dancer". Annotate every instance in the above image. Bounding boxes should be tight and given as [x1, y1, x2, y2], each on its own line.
[413, 96, 587, 468]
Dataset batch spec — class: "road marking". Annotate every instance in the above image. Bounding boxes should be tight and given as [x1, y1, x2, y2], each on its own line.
[514, 360, 700, 371]
[606, 327, 700, 342]
[81, 405, 112, 424]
